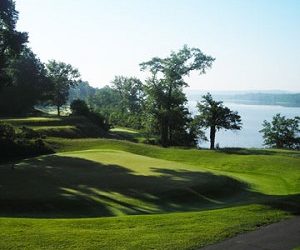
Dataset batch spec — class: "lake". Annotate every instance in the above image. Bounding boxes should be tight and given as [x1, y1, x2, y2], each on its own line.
[188, 101, 300, 148]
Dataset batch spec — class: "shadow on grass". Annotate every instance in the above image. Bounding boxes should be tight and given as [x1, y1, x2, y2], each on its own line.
[0, 155, 299, 218]
[216, 147, 300, 157]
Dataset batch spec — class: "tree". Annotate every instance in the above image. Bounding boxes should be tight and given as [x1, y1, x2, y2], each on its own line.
[195, 93, 242, 149]
[89, 85, 121, 125]
[260, 114, 300, 149]
[46, 60, 80, 116]
[140, 45, 215, 146]
[0, 0, 28, 90]
[0, 47, 51, 115]
[111, 76, 145, 129]
[68, 80, 96, 102]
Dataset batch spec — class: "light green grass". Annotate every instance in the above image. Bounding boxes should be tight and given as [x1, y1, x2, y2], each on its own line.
[110, 127, 153, 143]
[31, 125, 76, 131]
[49, 138, 300, 195]
[0, 205, 289, 250]
[0, 116, 108, 138]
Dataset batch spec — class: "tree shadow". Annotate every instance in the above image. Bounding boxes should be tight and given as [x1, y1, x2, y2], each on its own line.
[0, 155, 299, 218]
[216, 147, 300, 157]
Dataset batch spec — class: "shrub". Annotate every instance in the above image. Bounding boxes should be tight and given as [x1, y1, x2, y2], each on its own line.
[70, 99, 110, 131]
[70, 99, 90, 116]
[0, 123, 16, 141]
[0, 123, 53, 163]
[88, 111, 110, 131]
[19, 126, 43, 139]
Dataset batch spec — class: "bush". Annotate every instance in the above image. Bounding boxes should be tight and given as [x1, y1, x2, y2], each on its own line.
[19, 126, 44, 139]
[0, 123, 53, 163]
[70, 99, 110, 131]
[70, 99, 90, 116]
[0, 123, 16, 141]
[88, 111, 110, 131]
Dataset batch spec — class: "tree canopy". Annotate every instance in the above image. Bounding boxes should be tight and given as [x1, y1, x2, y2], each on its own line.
[260, 114, 300, 149]
[195, 93, 242, 149]
[46, 60, 80, 116]
[0, 0, 28, 90]
[0, 47, 50, 115]
[140, 45, 215, 146]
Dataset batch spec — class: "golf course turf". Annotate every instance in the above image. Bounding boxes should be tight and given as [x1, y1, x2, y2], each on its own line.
[0, 117, 299, 249]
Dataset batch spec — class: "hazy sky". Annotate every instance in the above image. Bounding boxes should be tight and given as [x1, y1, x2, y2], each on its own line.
[15, 0, 300, 91]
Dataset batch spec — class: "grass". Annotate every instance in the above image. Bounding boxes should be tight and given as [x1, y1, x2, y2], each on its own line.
[1, 116, 300, 249]
[0, 205, 289, 250]
[0, 116, 108, 138]
[110, 127, 155, 143]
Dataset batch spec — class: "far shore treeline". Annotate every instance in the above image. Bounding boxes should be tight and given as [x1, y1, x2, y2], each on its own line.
[1, 0, 299, 150]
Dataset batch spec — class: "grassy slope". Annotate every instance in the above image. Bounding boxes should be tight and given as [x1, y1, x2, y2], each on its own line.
[0, 116, 108, 138]
[0, 205, 288, 250]
[1, 117, 300, 249]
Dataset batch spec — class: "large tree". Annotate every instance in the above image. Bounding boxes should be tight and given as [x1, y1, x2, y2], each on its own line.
[140, 45, 215, 146]
[0, 47, 50, 115]
[46, 60, 80, 116]
[195, 93, 242, 149]
[111, 76, 145, 129]
[260, 114, 300, 149]
[0, 0, 28, 90]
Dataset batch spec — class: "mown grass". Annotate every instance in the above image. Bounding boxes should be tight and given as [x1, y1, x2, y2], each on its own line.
[1, 117, 300, 249]
[0, 116, 108, 138]
[48, 138, 300, 196]
[0, 205, 289, 250]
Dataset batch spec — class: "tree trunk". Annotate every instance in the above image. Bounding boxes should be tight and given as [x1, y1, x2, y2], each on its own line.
[57, 105, 60, 116]
[210, 126, 216, 150]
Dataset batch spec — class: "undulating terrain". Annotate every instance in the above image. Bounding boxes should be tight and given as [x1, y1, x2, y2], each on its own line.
[0, 116, 299, 249]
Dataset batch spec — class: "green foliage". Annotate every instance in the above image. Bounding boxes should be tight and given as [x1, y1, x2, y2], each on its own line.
[111, 76, 145, 129]
[0, 123, 52, 162]
[68, 80, 95, 102]
[90, 78, 145, 130]
[260, 113, 300, 149]
[0, 123, 15, 140]
[196, 93, 242, 149]
[46, 60, 80, 116]
[0, 0, 28, 90]
[140, 45, 215, 146]
[89, 85, 120, 121]
[70, 99, 90, 116]
[70, 99, 110, 131]
[0, 47, 51, 115]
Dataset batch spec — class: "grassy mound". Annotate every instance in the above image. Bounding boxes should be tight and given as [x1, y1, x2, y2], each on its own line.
[0, 116, 108, 138]
[0, 150, 249, 217]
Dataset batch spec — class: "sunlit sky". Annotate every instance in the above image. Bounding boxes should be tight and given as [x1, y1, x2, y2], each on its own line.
[16, 0, 300, 91]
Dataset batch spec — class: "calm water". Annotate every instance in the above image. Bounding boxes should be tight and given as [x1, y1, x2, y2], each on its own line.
[188, 101, 300, 148]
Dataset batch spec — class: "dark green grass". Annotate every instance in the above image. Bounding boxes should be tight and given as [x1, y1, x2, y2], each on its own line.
[0, 204, 289, 250]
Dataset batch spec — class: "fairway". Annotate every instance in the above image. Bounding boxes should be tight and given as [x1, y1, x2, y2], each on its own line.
[1, 138, 299, 249]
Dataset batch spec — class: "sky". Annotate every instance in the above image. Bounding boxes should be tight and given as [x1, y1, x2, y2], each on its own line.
[15, 0, 300, 91]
